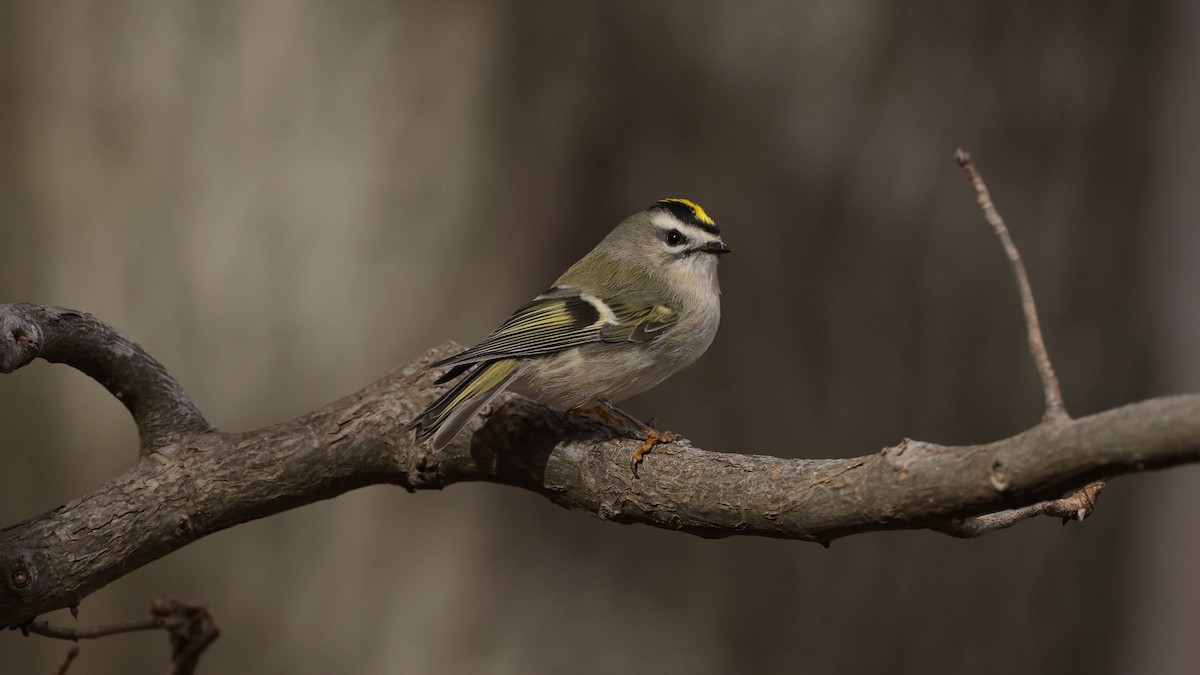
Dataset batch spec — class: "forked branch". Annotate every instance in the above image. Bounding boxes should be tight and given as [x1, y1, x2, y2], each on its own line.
[949, 148, 1103, 536]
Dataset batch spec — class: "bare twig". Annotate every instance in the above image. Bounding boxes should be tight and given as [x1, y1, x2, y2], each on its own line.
[955, 149, 1107, 533]
[52, 645, 79, 675]
[17, 598, 218, 675]
[23, 616, 160, 640]
[934, 480, 1105, 537]
[956, 148, 1069, 424]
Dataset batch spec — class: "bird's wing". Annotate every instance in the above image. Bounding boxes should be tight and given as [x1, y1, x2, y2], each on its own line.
[598, 303, 677, 343]
[434, 286, 678, 372]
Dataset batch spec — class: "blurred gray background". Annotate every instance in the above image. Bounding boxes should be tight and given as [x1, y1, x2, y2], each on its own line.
[2, 1, 1199, 673]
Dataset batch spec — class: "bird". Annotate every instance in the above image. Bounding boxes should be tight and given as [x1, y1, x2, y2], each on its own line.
[405, 198, 731, 473]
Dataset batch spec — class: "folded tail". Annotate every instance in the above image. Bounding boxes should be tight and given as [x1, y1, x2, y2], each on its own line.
[404, 358, 522, 450]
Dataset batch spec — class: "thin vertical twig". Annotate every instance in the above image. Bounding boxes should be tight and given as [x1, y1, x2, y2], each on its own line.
[52, 646, 79, 675]
[955, 148, 1069, 423]
[937, 149, 1100, 538]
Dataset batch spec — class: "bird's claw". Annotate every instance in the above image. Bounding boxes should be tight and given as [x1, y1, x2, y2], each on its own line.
[630, 429, 681, 477]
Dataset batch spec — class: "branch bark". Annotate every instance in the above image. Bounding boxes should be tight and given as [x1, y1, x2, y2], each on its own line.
[2, 302, 1200, 628]
[0, 304, 212, 453]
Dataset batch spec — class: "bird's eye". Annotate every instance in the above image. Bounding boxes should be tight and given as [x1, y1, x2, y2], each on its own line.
[665, 229, 686, 246]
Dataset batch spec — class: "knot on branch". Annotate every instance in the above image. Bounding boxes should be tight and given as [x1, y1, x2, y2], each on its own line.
[4, 557, 37, 598]
[0, 306, 43, 373]
[1, 551, 46, 628]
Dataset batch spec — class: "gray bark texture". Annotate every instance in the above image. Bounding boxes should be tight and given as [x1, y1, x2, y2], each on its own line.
[2, 302, 1197, 629]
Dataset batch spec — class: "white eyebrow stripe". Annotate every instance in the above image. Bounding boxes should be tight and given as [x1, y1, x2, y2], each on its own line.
[651, 215, 718, 237]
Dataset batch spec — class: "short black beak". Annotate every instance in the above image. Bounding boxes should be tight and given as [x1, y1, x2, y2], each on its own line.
[700, 241, 732, 255]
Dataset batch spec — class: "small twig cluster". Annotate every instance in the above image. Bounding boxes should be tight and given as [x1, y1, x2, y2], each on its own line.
[16, 598, 218, 674]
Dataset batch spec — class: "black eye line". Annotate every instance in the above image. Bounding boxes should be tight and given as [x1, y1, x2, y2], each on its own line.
[665, 228, 687, 247]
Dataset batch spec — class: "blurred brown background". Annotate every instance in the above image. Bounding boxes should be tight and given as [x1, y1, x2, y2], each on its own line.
[2, 1, 1199, 673]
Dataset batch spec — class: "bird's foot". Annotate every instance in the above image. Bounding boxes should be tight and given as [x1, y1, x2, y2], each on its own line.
[582, 399, 678, 477]
[567, 400, 679, 475]
[630, 428, 681, 477]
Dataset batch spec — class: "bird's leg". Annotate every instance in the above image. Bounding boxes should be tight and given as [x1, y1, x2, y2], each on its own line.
[594, 399, 681, 476]
[567, 402, 623, 427]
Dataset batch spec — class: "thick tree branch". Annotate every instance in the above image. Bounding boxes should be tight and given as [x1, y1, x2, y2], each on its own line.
[2, 315, 1200, 628]
[0, 304, 212, 453]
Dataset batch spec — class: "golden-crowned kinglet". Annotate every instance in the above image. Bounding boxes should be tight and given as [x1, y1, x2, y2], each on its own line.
[406, 198, 731, 470]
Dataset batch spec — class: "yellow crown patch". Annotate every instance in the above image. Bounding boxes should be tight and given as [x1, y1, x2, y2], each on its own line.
[659, 198, 715, 226]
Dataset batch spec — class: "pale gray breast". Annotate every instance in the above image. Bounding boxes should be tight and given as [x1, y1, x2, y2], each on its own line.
[514, 264, 723, 408]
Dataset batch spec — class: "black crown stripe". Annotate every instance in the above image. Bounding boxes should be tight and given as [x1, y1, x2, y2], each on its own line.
[651, 198, 720, 235]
